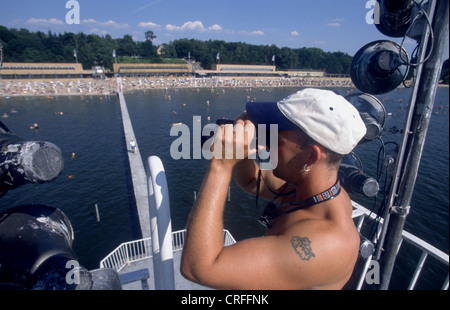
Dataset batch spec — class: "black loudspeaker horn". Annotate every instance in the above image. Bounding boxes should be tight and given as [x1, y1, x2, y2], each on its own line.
[338, 153, 380, 198]
[350, 40, 409, 95]
[0, 204, 122, 290]
[0, 123, 64, 192]
[0, 204, 82, 289]
[375, 0, 414, 38]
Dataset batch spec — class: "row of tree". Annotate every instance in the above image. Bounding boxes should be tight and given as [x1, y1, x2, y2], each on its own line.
[0, 26, 354, 74]
[162, 39, 353, 74]
[0, 25, 448, 82]
[0, 26, 159, 71]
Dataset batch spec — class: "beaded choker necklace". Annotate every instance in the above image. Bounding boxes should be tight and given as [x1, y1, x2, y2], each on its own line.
[258, 182, 341, 228]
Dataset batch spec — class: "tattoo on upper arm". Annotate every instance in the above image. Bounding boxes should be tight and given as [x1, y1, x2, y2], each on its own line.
[291, 236, 316, 261]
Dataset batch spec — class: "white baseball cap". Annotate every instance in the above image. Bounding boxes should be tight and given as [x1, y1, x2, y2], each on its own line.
[246, 88, 367, 155]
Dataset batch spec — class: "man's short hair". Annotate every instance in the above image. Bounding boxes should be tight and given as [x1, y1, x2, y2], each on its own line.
[296, 128, 343, 168]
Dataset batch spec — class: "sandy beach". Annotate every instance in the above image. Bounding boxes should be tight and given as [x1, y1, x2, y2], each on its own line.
[0, 76, 354, 98]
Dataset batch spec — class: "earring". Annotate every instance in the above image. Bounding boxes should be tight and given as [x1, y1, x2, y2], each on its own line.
[304, 164, 311, 172]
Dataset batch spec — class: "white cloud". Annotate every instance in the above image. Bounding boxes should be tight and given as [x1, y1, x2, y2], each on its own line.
[249, 30, 264, 36]
[25, 18, 64, 26]
[238, 30, 265, 36]
[90, 28, 110, 36]
[161, 20, 263, 38]
[101, 20, 129, 29]
[82, 18, 97, 24]
[291, 30, 299, 36]
[138, 21, 162, 29]
[165, 20, 223, 32]
[81, 19, 129, 29]
[209, 24, 223, 32]
[327, 22, 341, 27]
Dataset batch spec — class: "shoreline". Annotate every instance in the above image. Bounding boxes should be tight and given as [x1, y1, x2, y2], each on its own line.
[0, 76, 353, 98]
[0, 76, 447, 99]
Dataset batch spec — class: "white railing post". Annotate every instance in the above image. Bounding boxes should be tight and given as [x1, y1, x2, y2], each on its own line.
[147, 177, 162, 287]
[125, 243, 130, 265]
[147, 156, 175, 290]
[408, 252, 428, 290]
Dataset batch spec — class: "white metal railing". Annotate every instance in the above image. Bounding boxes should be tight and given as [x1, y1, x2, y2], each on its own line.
[100, 204, 447, 290]
[351, 201, 449, 290]
[100, 229, 236, 272]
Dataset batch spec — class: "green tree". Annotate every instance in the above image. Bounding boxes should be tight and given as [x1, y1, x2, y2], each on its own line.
[145, 30, 156, 42]
[117, 34, 138, 57]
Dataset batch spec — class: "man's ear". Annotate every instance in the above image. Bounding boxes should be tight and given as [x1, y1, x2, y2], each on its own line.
[308, 144, 323, 165]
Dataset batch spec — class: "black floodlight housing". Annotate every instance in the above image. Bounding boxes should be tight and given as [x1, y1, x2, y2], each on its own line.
[339, 153, 380, 198]
[0, 121, 64, 193]
[350, 40, 409, 95]
[0, 204, 122, 290]
[375, 0, 415, 38]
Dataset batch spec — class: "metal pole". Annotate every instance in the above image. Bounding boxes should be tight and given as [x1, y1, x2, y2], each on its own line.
[94, 204, 100, 222]
[375, 0, 437, 262]
[379, 0, 449, 290]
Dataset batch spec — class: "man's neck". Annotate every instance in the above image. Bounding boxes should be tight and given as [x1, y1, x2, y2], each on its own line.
[292, 170, 338, 202]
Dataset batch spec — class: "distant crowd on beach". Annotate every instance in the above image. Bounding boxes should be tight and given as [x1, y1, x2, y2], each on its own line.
[0, 79, 117, 97]
[0, 76, 354, 98]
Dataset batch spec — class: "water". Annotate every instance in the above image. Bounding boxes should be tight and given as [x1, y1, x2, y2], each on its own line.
[0, 86, 448, 289]
[0, 95, 141, 269]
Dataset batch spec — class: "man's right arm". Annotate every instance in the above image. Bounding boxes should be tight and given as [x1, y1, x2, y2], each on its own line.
[232, 159, 258, 195]
[232, 159, 286, 200]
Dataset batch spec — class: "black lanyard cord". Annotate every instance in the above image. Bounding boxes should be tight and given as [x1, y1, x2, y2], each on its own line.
[258, 181, 341, 228]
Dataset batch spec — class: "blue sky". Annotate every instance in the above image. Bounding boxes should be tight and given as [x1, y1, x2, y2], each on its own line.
[0, 0, 448, 58]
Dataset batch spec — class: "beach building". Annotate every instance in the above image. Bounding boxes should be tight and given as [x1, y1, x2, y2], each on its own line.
[205, 64, 277, 77]
[0, 62, 91, 79]
[113, 63, 281, 78]
[204, 65, 325, 78]
[283, 69, 326, 78]
[1, 60, 330, 80]
[112, 62, 328, 79]
[113, 63, 193, 78]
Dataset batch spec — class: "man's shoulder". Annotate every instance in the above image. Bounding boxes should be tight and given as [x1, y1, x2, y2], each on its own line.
[280, 217, 359, 288]
[288, 212, 358, 250]
[258, 217, 358, 289]
[278, 212, 357, 264]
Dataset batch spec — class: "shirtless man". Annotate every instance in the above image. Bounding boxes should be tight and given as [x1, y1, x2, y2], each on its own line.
[181, 88, 367, 289]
